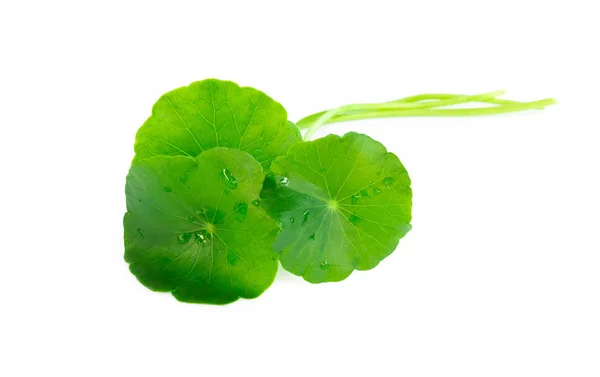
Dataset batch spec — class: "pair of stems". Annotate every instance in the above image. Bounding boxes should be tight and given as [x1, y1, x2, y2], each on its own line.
[297, 90, 557, 141]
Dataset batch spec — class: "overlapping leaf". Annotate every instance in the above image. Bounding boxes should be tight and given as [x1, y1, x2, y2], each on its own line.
[261, 132, 412, 283]
[124, 148, 279, 304]
[133, 79, 301, 170]
[124, 79, 424, 303]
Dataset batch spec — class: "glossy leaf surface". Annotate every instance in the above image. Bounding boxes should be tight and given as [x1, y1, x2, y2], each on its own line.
[133, 79, 301, 170]
[124, 148, 278, 304]
[261, 132, 412, 283]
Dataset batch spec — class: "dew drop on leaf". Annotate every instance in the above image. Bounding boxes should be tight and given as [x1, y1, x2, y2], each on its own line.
[252, 148, 261, 156]
[351, 193, 360, 205]
[234, 202, 248, 222]
[320, 260, 329, 269]
[280, 177, 289, 185]
[177, 232, 192, 244]
[221, 168, 238, 189]
[194, 231, 209, 245]
[251, 199, 261, 207]
[289, 217, 295, 223]
[179, 171, 191, 184]
[163, 186, 172, 193]
[373, 187, 382, 195]
[309, 232, 316, 241]
[137, 228, 145, 237]
[349, 214, 361, 225]
[196, 208, 207, 216]
[382, 177, 395, 188]
[302, 209, 310, 224]
[187, 216, 196, 223]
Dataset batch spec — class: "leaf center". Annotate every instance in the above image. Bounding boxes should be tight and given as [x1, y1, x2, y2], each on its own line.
[327, 199, 339, 211]
[206, 222, 216, 234]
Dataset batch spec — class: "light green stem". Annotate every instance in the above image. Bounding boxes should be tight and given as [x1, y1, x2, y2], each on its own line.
[297, 92, 524, 130]
[299, 92, 556, 141]
[392, 93, 522, 105]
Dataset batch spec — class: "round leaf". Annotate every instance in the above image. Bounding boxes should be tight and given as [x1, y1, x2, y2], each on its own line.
[124, 148, 279, 304]
[133, 79, 301, 170]
[261, 132, 412, 283]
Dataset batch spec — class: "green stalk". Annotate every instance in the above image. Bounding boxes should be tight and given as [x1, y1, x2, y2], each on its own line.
[299, 92, 556, 141]
[296, 92, 530, 130]
[298, 91, 510, 130]
[392, 93, 523, 105]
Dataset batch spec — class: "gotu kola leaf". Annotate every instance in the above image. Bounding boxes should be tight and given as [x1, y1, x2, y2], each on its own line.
[124, 148, 279, 304]
[133, 79, 301, 170]
[260, 132, 412, 283]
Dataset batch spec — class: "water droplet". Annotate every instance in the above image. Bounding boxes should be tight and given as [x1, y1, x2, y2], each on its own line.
[351, 193, 360, 205]
[221, 168, 238, 189]
[234, 202, 248, 222]
[349, 214, 361, 224]
[289, 217, 295, 223]
[302, 210, 310, 224]
[383, 177, 395, 188]
[187, 216, 196, 223]
[177, 232, 192, 244]
[360, 190, 369, 198]
[373, 187, 382, 195]
[320, 260, 329, 269]
[196, 208, 207, 216]
[251, 199, 261, 207]
[309, 232, 316, 241]
[179, 171, 190, 183]
[252, 148, 261, 156]
[137, 198, 142, 202]
[137, 228, 144, 237]
[194, 231, 208, 245]
[163, 186, 172, 193]
[280, 177, 289, 185]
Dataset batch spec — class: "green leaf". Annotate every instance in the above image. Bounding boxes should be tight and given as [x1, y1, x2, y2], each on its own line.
[124, 148, 279, 305]
[260, 132, 412, 283]
[133, 79, 301, 170]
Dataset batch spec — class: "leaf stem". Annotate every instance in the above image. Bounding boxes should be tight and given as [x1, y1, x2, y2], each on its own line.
[299, 92, 556, 141]
[392, 93, 522, 106]
[299, 91, 510, 129]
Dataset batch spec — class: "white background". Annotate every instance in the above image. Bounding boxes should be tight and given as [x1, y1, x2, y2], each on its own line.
[1, 0, 599, 376]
